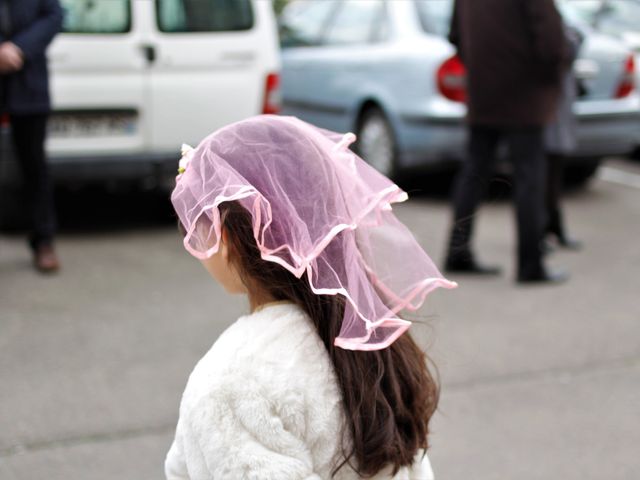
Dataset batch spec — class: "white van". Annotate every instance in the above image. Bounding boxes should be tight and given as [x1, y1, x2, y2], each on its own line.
[2, 0, 280, 190]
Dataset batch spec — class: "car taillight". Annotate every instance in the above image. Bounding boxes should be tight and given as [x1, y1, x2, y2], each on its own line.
[437, 55, 467, 103]
[262, 73, 281, 114]
[614, 54, 635, 99]
[0, 113, 9, 128]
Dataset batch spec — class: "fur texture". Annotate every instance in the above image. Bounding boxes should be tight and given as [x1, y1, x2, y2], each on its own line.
[165, 303, 434, 480]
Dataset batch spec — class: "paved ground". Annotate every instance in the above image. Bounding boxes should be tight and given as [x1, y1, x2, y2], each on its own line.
[1, 159, 639, 480]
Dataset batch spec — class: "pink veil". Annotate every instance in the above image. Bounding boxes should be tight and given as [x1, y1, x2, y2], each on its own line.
[171, 115, 456, 351]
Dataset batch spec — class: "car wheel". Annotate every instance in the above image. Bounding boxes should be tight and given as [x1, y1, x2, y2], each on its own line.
[565, 158, 601, 187]
[357, 108, 397, 178]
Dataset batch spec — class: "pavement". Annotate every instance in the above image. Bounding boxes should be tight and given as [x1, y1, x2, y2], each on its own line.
[1, 158, 639, 480]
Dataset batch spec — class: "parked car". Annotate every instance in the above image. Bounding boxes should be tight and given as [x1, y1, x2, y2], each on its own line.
[0, 0, 280, 224]
[279, 0, 640, 182]
[558, 0, 640, 157]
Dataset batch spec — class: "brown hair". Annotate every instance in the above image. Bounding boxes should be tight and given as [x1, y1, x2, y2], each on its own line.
[218, 201, 439, 477]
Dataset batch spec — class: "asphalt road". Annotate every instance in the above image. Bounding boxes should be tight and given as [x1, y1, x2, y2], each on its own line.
[1, 158, 639, 480]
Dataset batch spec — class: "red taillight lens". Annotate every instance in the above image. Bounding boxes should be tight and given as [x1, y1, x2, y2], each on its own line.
[0, 113, 9, 128]
[614, 54, 635, 99]
[262, 73, 281, 114]
[437, 55, 467, 103]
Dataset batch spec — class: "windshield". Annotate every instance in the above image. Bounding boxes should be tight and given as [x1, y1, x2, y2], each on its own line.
[414, 0, 453, 37]
[418, 0, 640, 37]
[559, 0, 640, 32]
[557, 0, 601, 23]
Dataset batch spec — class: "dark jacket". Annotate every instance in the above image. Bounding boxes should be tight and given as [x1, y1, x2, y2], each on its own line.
[449, 0, 567, 128]
[0, 0, 63, 115]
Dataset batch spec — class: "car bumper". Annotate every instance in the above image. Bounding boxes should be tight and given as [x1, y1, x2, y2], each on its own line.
[571, 96, 640, 159]
[395, 96, 640, 170]
[1, 142, 178, 188]
[48, 153, 179, 184]
[395, 115, 466, 170]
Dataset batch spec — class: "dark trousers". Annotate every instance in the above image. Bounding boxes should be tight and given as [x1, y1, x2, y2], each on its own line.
[9, 113, 56, 249]
[447, 125, 547, 277]
[546, 152, 565, 237]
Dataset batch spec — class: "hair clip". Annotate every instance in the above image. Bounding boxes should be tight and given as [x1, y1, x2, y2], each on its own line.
[178, 144, 195, 176]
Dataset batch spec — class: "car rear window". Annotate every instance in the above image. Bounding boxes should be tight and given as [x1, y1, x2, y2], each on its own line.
[61, 0, 131, 34]
[156, 0, 254, 33]
[279, 0, 339, 47]
[556, 0, 601, 25]
[414, 0, 453, 37]
[323, 0, 386, 46]
[564, 0, 640, 34]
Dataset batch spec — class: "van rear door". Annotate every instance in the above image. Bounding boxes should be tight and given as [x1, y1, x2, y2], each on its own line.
[47, 0, 147, 159]
[146, 0, 279, 152]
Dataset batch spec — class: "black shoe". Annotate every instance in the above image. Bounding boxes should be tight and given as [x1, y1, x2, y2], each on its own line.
[517, 268, 569, 284]
[546, 219, 582, 251]
[445, 258, 502, 275]
[557, 235, 583, 251]
[542, 235, 583, 254]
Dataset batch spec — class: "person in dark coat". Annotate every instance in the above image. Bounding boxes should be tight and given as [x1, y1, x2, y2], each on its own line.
[0, 0, 63, 272]
[544, 23, 584, 250]
[444, 0, 569, 283]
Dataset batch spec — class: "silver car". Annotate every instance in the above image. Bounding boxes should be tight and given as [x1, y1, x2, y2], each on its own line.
[280, 0, 640, 182]
[559, 0, 640, 156]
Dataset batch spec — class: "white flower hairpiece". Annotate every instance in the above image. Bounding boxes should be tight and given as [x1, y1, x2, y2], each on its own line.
[177, 144, 194, 176]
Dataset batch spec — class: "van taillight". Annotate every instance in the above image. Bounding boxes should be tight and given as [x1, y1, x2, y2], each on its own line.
[437, 55, 467, 103]
[0, 113, 9, 128]
[263, 73, 281, 114]
[614, 54, 635, 99]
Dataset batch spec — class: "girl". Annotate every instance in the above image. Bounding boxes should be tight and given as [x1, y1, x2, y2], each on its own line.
[166, 115, 456, 479]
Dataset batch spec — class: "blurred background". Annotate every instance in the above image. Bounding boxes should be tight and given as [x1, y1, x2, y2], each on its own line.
[1, 1, 639, 479]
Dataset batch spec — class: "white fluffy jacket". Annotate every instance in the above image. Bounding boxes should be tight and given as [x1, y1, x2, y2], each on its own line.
[165, 303, 434, 480]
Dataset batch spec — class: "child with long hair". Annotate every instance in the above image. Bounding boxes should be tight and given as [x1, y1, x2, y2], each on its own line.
[165, 116, 456, 479]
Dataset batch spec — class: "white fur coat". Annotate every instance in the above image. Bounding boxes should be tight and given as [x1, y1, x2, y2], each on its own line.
[165, 303, 434, 480]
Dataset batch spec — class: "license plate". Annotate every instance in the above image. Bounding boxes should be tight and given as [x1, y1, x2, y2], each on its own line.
[48, 112, 138, 138]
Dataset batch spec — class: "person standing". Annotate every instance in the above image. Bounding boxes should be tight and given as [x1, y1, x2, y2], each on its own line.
[544, 24, 584, 250]
[0, 0, 63, 272]
[444, 0, 569, 283]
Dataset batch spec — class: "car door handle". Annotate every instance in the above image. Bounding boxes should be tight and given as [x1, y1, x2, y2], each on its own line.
[140, 44, 157, 64]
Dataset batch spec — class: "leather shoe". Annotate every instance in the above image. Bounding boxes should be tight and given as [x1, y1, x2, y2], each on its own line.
[444, 258, 501, 275]
[517, 268, 568, 284]
[557, 235, 583, 251]
[33, 245, 60, 273]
